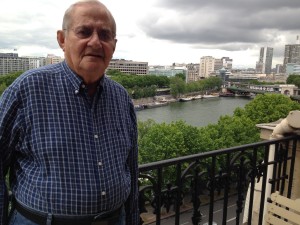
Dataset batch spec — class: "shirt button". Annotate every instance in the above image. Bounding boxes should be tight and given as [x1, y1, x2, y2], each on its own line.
[74, 90, 79, 94]
[81, 84, 86, 88]
[98, 161, 103, 166]
[94, 134, 99, 139]
[101, 191, 106, 196]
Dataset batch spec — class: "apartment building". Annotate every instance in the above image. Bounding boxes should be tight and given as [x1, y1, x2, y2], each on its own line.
[45, 54, 64, 65]
[0, 53, 29, 75]
[200, 56, 215, 78]
[186, 63, 199, 82]
[283, 44, 300, 72]
[0, 53, 64, 75]
[108, 59, 148, 75]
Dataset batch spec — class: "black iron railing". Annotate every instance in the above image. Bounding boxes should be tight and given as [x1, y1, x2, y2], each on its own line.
[138, 135, 300, 225]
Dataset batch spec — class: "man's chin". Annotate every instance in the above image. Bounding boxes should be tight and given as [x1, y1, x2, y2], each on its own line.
[80, 64, 105, 74]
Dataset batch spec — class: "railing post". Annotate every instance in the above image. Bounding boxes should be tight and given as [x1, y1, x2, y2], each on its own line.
[155, 167, 162, 225]
[221, 153, 231, 225]
[191, 160, 202, 225]
[208, 157, 216, 225]
[175, 163, 182, 225]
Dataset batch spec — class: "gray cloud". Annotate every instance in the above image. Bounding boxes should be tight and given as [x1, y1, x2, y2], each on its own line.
[0, 5, 61, 52]
[138, 0, 300, 53]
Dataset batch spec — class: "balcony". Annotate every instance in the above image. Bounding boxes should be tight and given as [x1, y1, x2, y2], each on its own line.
[138, 112, 300, 225]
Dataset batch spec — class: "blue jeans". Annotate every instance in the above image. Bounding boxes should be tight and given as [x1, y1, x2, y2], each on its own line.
[8, 207, 126, 225]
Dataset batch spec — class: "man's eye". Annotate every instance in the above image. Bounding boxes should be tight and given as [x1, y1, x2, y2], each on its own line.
[99, 31, 112, 41]
[75, 28, 92, 38]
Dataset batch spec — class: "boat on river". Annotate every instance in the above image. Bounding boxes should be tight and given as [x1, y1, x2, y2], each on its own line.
[179, 97, 194, 102]
[143, 101, 169, 109]
[219, 92, 235, 97]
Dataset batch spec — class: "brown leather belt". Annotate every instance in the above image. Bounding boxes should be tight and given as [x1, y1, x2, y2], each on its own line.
[14, 200, 121, 225]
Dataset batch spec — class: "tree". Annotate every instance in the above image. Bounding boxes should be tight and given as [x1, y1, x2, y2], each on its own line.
[175, 73, 186, 81]
[0, 71, 23, 96]
[287, 74, 300, 87]
[170, 77, 186, 97]
[233, 93, 300, 124]
[202, 77, 222, 91]
[138, 122, 187, 164]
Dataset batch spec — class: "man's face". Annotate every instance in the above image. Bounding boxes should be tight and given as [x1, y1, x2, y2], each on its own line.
[58, 3, 117, 84]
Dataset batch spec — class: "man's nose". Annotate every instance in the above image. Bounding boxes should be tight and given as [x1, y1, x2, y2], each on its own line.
[88, 31, 102, 47]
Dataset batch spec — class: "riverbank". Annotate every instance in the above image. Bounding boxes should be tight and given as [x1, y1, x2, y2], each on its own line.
[133, 93, 219, 111]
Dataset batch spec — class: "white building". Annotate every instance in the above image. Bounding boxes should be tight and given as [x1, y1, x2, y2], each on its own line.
[108, 59, 148, 75]
[200, 56, 215, 78]
[148, 65, 187, 77]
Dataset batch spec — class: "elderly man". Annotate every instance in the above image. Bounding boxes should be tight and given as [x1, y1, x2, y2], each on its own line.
[0, 1, 139, 225]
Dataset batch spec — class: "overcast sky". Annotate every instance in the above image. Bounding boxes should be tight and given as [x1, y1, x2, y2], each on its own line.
[1, 0, 300, 68]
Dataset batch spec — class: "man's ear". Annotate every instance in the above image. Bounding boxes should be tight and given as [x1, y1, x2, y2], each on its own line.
[113, 38, 117, 52]
[57, 30, 66, 51]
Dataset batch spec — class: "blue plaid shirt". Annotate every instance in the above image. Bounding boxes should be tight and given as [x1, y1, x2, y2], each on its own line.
[0, 61, 139, 225]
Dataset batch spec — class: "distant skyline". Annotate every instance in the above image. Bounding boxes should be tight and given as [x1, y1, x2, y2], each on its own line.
[1, 0, 300, 68]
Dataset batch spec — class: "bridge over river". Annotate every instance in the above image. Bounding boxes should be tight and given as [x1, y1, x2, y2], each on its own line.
[225, 84, 300, 99]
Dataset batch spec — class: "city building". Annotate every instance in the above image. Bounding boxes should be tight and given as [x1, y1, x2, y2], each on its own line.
[221, 57, 233, 70]
[0, 53, 29, 75]
[45, 54, 64, 65]
[275, 64, 284, 74]
[0, 53, 64, 75]
[148, 65, 187, 78]
[265, 47, 273, 74]
[200, 56, 215, 78]
[107, 59, 148, 75]
[286, 63, 300, 75]
[283, 43, 300, 72]
[214, 59, 223, 72]
[186, 63, 200, 82]
[218, 67, 231, 82]
[255, 47, 265, 73]
[255, 47, 273, 74]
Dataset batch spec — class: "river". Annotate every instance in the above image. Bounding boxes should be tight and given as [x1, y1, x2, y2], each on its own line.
[136, 97, 252, 127]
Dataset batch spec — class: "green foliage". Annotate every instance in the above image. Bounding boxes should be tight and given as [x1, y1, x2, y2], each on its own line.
[138, 93, 300, 165]
[175, 73, 186, 81]
[233, 93, 300, 124]
[129, 85, 156, 99]
[170, 76, 222, 98]
[110, 73, 169, 89]
[248, 80, 285, 85]
[202, 76, 222, 91]
[109, 72, 170, 98]
[106, 69, 124, 76]
[0, 71, 23, 96]
[287, 74, 300, 87]
[109, 71, 222, 99]
[138, 122, 188, 164]
[0, 83, 7, 96]
[170, 77, 186, 97]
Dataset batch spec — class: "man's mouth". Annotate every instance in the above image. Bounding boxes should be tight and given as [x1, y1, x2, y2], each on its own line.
[85, 53, 104, 58]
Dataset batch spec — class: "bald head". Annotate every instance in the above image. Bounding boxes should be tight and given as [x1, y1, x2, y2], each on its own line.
[62, 0, 116, 37]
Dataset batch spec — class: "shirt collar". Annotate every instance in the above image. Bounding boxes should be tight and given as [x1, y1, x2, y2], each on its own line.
[62, 60, 105, 95]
